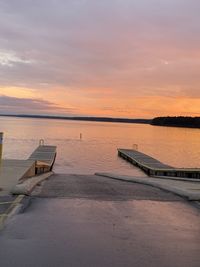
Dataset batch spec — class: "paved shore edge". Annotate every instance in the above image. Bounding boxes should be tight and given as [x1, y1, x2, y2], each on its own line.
[11, 172, 53, 195]
[95, 172, 200, 201]
[0, 172, 53, 230]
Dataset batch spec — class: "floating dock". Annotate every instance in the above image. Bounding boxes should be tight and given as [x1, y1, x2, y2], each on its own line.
[118, 149, 200, 179]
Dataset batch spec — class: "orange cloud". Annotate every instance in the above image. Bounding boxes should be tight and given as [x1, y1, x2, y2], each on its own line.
[0, 87, 38, 98]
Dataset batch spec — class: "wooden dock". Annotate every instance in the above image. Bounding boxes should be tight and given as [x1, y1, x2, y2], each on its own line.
[118, 149, 200, 179]
[29, 145, 57, 174]
[0, 145, 56, 196]
[0, 159, 36, 196]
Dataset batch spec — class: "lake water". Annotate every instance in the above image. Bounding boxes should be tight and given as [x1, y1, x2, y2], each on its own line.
[1, 116, 200, 176]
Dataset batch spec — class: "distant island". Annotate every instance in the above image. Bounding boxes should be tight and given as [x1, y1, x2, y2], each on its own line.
[151, 116, 200, 128]
[0, 114, 151, 124]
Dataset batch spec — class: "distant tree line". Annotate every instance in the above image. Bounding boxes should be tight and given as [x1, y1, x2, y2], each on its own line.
[0, 114, 151, 124]
[2, 114, 200, 128]
[151, 116, 200, 128]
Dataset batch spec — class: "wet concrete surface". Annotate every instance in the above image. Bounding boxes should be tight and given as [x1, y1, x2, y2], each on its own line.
[33, 174, 182, 201]
[0, 196, 16, 214]
[0, 174, 200, 267]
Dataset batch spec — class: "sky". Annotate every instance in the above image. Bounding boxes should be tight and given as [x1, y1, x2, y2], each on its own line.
[0, 0, 200, 118]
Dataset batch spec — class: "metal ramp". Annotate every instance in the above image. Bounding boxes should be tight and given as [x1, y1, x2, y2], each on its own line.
[29, 145, 57, 174]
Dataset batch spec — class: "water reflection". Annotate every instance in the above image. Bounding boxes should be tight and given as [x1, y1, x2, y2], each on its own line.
[1, 116, 200, 175]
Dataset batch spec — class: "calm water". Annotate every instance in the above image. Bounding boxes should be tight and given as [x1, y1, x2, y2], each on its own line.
[1, 116, 200, 176]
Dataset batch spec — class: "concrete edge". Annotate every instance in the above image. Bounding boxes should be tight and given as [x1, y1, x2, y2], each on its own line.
[0, 156, 54, 230]
[0, 195, 25, 230]
[11, 171, 53, 196]
[95, 172, 200, 201]
[0, 172, 53, 230]
[150, 175, 200, 183]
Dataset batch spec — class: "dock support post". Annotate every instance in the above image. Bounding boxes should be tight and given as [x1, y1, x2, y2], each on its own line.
[132, 144, 138, 150]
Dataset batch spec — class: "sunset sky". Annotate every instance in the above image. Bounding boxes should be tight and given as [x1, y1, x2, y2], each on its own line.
[0, 0, 200, 118]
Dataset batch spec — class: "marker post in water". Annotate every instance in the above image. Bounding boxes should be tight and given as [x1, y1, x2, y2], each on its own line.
[0, 132, 3, 162]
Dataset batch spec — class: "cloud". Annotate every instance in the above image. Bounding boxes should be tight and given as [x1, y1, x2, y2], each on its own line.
[0, 95, 75, 115]
[0, 50, 33, 66]
[0, 0, 199, 117]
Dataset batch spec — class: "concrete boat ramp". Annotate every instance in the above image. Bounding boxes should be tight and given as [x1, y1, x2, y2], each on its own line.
[0, 144, 200, 266]
[0, 145, 56, 196]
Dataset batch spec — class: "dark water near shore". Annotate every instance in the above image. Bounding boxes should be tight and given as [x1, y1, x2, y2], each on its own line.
[1, 116, 200, 176]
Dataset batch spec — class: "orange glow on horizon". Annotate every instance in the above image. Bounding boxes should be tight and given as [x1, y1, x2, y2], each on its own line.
[1, 85, 200, 118]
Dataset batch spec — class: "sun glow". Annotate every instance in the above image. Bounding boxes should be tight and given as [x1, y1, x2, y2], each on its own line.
[0, 87, 38, 99]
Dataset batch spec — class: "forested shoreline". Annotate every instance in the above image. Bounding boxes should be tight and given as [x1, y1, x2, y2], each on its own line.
[0, 114, 151, 124]
[1, 114, 200, 128]
[151, 116, 200, 128]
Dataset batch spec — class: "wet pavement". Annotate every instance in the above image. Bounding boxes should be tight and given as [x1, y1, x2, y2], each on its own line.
[0, 196, 16, 214]
[0, 174, 200, 267]
[33, 174, 182, 201]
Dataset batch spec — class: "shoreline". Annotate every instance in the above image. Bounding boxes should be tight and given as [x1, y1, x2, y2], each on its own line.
[1, 114, 200, 129]
[0, 114, 151, 125]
